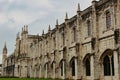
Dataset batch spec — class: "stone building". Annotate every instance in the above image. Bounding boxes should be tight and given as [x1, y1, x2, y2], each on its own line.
[2, 0, 120, 80]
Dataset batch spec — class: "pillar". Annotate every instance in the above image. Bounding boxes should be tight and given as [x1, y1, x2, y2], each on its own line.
[45, 64, 48, 78]
[100, 63, 104, 80]
[82, 64, 86, 80]
[109, 56, 113, 80]
[114, 51, 119, 80]
[91, 56, 94, 80]
[63, 61, 65, 79]
[53, 63, 55, 78]
[39, 65, 41, 78]
[75, 58, 78, 79]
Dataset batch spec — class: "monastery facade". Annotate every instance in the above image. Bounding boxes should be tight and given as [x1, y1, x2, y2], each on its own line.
[2, 0, 120, 80]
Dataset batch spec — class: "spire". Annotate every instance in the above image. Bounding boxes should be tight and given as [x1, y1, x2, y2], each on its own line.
[56, 19, 59, 25]
[77, 3, 80, 12]
[26, 25, 28, 32]
[24, 25, 25, 31]
[42, 30, 44, 35]
[48, 25, 51, 31]
[65, 12, 68, 20]
[3, 42, 7, 51]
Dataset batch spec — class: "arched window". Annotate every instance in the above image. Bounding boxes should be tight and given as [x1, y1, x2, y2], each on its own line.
[87, 20, 92, 36]
[85, 58, 91, 76]
[71, 60, 75, 76]
[103, 55, 110, 76]
[106, 11, 111, 29]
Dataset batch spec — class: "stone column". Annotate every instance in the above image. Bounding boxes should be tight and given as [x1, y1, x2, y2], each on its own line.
[100, 63, 104, 80]
[53, 63, 55, 79]
[109, 56, 113, 80]
[39, 65, 41, 78]
[75, 58, 78, 79]
[114, 51, 119, 80]
[82, 65, 86, 80]
[63, 61, 65, 79]
[45, 64, 48, 78]
[91, 56, 94, 80]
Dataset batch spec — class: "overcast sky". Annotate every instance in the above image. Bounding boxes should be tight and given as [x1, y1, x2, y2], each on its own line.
[0, 0, 99, 63]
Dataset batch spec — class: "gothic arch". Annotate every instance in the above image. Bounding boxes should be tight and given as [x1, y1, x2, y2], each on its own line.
[99, 49, 114, 76]
[82, 53, 92, 76]
[69, 56, 76, 67]
[44, 62, 49, 70]
[59, 59, 65, 67]
[69, 56, 77, 76]
[99, 49, 113, 62]
[51, 61, 56, 69]
[82, 53, 91, 64]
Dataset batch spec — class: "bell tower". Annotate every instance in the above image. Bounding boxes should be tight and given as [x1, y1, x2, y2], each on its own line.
[2, 42, 7, 61]
[2, 42, 7, 76]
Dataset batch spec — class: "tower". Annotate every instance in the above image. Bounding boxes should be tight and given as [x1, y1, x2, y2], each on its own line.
[2, 42, 7, 62]
[2, 42, 7, 76]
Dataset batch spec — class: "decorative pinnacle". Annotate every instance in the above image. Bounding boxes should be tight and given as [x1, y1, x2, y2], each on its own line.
[65, 12, 68, 20]
[77, 3, 80, 12]
[3, 42, 7, 51]
[49, 25, 51, 31]
[56, 19, 59, 25]
[24, 25, 25, 31]
[26, 25, 28, 32]
[42, 30, 44, 35]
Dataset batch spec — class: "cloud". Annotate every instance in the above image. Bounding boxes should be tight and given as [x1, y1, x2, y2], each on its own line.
[0, 12, 8, 24]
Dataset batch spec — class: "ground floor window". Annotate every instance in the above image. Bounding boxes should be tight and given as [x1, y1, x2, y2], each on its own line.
[71, 60, 75, 76]
[103, 55, 114, 76]
[85, 58, 91, 76]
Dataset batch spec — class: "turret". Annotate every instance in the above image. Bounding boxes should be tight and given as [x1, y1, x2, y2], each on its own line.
[77, 3, 81, 14]
[55, 19, 59, 30]
[42, 30, 44, 35]
[65, 12, 69, 27]
[48, 25, 51, 32]
[65, 12, 68, 21]
[21, 25, 28, 39]
[21, 25, 28, 35]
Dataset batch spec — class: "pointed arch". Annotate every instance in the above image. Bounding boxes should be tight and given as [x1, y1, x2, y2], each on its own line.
[82, 53, 91, 76]
[69, 56, 77, 76]
[82, 53, 91, 64]
[99, 49, 114, 76]
[99, 49, 113, 62]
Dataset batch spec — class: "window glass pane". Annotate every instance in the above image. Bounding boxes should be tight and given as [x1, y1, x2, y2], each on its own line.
[106, 11, 111, 29]
[103, 55, 110, 76]
[86, 58, 91, 76]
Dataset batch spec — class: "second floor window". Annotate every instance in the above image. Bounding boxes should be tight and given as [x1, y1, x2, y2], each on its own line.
[73, 28, 77, 42]
[62, 33, 65, 46]
[53, 37, 56, 49]
[87, 20, 92, 36]
[106, 11, 111, 30]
